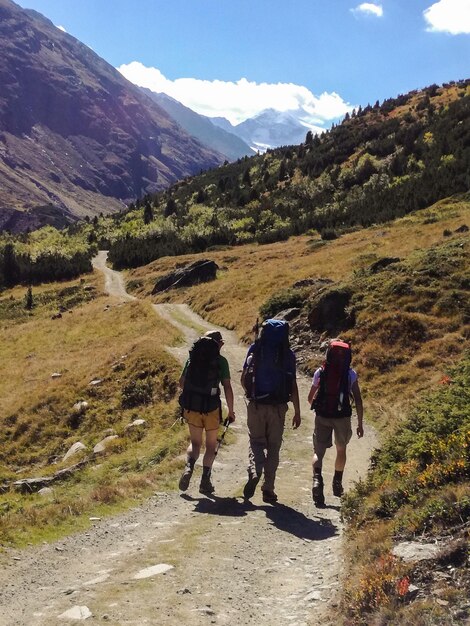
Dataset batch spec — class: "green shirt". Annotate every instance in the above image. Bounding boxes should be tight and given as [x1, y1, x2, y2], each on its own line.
[181, 354, 230, 383]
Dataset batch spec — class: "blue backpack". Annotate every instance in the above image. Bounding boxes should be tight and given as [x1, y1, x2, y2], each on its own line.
[245, 319, 293, 404]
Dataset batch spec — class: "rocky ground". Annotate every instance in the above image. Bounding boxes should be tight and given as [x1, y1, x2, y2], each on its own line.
[0, 254, 378, 626]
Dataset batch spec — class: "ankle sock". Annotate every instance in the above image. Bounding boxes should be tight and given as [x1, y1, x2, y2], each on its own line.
[202, 466, 211, 478]
[334, 470, 343, 482]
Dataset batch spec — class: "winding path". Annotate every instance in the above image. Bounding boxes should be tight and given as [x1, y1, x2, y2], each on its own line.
[0, 253, 377, 626]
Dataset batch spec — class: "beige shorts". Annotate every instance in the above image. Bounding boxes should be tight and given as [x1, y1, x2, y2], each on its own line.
[313, 414, 352, 453]
[183, 407, 220, 431]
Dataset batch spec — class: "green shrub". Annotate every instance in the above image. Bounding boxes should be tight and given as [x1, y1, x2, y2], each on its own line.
[259, 287, 307, 319]
[121, 378, 154, 408]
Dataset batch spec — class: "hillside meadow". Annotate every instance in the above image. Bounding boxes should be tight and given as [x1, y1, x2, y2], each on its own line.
[129, 195, 469, 403]
[0, 273, 187, 545]
[126, 195, 469, 623]
[0, 195, 468, 624]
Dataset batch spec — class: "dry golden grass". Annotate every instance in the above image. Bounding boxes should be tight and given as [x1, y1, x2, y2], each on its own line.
[129, 198, 469, 343]
[0, 270, 190, 545]
[0, 273, 179, 418]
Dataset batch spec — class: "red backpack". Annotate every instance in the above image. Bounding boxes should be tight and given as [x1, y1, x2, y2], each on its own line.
[312, 340, 352, 418]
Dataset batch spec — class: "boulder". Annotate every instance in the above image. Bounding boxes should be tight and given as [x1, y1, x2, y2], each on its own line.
[72, 401, 89, 414]
[124, 419, 147, 433]
[369, 257, 400, 273]
[152, 259, 218, 294]
[93, 435, 119, 455]
[63, 442, 87, 462]
[307, 287, 355, 334]
[13, 477, 54, 493]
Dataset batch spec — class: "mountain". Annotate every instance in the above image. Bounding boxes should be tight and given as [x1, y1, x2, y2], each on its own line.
[141, 90, 255, 161]
[210, 108, 322, 151]
[234, 109, 315, 151]
[0, 0, 224, 231]
[209, 117, 238, 134]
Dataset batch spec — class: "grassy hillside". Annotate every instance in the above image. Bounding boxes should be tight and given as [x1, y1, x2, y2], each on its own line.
[100, 79, 470, 269]
[0, 195, 468, 623]
[124, 196, 469, 624]
[0, 272, 187, 545]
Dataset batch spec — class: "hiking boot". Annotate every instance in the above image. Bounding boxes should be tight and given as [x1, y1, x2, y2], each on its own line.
[332, 478, 344, 497]
[243, 474, 260, 500]
[261, 489, 278, 504]
[199, 475, 215, 495]
[312, 475, 325, 507]
[178, 463, 194, 491]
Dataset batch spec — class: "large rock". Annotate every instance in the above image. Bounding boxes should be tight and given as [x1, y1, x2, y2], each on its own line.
[63, 442, 87, 462]
[307, 287, 355, 335]
[152, 260, 219, 293]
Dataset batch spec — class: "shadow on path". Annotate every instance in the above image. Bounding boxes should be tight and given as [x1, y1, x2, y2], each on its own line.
[181, 494, 338, 540]
[180, 494, 249, 517]
[260, 502, 338, 541]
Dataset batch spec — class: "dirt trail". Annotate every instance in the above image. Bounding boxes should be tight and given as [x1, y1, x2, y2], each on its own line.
[0, 253, 378, 626]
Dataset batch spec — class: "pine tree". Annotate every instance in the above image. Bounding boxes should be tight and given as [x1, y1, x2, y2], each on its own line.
[143, 200, 154, 224]
[25, 285, 33, 310]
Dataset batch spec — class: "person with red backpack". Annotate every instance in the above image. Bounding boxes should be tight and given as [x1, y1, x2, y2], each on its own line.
[241, 319, 301, 504]
[178, 330, 235, 495]
[307, 338, 364, 506]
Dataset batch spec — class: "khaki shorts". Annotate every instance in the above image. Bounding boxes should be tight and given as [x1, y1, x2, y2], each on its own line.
[313, 414, 352, 453]
[183, 407, 220, 431]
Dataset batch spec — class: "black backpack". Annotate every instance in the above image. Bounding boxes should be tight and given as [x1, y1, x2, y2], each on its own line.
[312, 340, 352, 418]
[244, 319, 293, 405]
[179, 336, 221, 414]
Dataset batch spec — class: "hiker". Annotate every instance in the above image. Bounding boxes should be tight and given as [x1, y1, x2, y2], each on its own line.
[307, 338, 364, 506]
[178, 330, 235, 495]
[240, 319, 301, 504]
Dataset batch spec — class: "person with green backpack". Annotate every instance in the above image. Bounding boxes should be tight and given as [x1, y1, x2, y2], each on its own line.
[241, 319, 301, 504]
[178, 330, 235, 495]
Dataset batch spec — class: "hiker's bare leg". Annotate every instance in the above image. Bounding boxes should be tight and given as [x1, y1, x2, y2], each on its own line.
[335, 444, 347, 472]
[187, 424, 203, 461]
[312, 449, 325, 471]
[202, 428, 218, 469]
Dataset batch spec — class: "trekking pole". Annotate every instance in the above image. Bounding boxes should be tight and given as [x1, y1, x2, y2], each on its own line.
[214, 417, 231, 457]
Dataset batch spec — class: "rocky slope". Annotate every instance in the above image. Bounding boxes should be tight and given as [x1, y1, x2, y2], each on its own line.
[0, 0, 224, 230]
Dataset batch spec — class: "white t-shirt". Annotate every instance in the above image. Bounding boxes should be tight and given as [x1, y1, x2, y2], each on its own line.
[312, 367, 358, 390]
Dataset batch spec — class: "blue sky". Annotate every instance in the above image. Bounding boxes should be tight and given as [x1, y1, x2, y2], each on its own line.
[15, 0, 470, 129]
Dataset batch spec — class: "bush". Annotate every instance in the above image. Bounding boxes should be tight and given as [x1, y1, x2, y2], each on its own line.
[259, 287, 307, 319]
[121, 378, 154, 408]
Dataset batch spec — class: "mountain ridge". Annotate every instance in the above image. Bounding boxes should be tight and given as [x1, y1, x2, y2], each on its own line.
[0, 0, 224, 231]
[141, 89, 256, 161]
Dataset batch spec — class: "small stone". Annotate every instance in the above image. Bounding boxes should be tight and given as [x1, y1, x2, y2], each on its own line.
[51, 372, 62, 378]
[58, 605, 92, 620]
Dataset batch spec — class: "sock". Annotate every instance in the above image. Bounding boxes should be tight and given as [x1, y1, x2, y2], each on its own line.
[186, 456, 196, 468]
[314, 467, 322, 477]
[202, 466, 211, 478]
[334, 470, 343, 482]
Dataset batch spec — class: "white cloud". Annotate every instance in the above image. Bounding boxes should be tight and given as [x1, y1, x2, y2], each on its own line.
[424, 0, 470, 34]
[117, 62, 352, 127]
[351, 3, 384, 18]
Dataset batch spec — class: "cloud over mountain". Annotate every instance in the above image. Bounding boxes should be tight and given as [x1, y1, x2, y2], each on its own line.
[117, 62, 352, 128]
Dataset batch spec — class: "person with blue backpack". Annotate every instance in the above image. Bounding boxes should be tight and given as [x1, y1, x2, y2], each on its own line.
[240, 319, 301, 503]
[308, 338, 364, 506]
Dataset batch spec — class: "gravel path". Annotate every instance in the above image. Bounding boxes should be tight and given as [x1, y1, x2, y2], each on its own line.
[0, 253, 378, 626]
